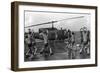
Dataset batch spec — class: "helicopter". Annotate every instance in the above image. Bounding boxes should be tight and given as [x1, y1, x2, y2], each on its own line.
[24, 16, 84, 40]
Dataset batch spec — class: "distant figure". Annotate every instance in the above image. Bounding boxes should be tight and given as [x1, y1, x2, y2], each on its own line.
[67, 29, 72, 44]
[80, 28, 83, 44]
[70, 32, 76, 59]
[64, 29, 68, 39]
[28, 29, 31, 35]
[71, 32, 75, 46]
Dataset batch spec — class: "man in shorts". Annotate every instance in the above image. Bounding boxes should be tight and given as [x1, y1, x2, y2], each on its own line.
[31, 30, 37, 56]
[79, 28, 84, 54]
[26, 29, 37, 59]
[39, 30, 53, 56]
[25, 29, 33, 59]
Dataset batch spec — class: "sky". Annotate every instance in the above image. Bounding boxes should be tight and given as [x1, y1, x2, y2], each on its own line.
[24, 11, 91, 32]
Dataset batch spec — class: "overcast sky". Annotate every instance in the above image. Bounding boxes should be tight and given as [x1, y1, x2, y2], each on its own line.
[25, 11, 91, 32]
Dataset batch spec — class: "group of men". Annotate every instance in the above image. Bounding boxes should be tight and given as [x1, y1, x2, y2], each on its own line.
[64, 27, 90, 59]
[25, 29, 37, 59]
[25, 27, 90, 60]
[25, 29, 53, 59]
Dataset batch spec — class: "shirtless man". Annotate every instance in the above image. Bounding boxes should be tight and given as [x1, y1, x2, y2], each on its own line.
[82, 27, 88, 51]
[25, 29, 33, 58]
[31, 30, 37, 56]
[80, 27, 90, 58]
[79, 28, 84, 54]
[26, 29, 37, 59]
[39, 30, 53, 56]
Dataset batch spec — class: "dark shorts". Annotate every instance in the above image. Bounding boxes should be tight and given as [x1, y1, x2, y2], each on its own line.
[83, 41, 88, 46]
[44, 43, 48, 48]
[44, 43, 50, 53]
[28, 43, 32, 48]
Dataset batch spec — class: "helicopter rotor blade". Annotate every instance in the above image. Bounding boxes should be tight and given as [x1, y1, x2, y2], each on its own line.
[25, 16, 84, 28]
[25, 21, 58, 28]
[57, 16, 84, 22]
